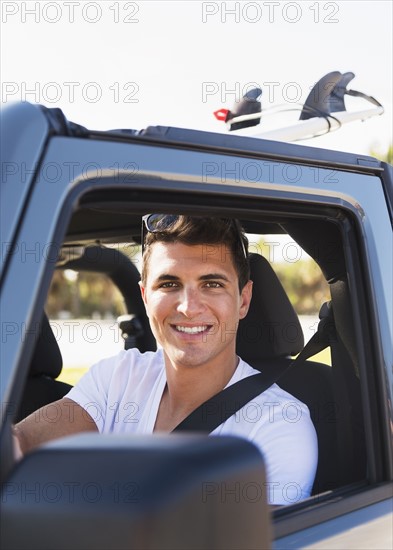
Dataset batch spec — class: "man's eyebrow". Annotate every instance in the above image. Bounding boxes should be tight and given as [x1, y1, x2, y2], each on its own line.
[155, 274, 180, 282]
[199, 273, 230, 282]
[154, 273, 230, 282]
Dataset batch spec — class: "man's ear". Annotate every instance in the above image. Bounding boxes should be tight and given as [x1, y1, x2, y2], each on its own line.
[139, 280, 147, 306]
[239, 280, 253, 319]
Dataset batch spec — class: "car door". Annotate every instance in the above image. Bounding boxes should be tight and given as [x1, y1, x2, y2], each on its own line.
[1, 103, 392, 549]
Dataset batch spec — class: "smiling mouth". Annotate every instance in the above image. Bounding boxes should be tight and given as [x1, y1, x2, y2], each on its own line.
[174, 325, 210, 334]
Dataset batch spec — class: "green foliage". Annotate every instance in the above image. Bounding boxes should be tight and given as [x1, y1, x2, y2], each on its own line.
[273, 259, 330, 315]
[46, 270, 126, 319]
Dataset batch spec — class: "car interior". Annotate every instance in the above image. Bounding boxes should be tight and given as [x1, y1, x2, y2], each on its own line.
[14, 187, 369, 509]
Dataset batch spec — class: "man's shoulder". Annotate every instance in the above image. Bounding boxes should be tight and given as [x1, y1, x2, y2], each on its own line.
[89, 347, 164, 384]
[112, 347, 164, 373]
[237, 358, 310, 412]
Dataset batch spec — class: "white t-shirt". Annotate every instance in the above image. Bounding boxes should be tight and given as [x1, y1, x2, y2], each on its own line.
[67, 348, 318, 506]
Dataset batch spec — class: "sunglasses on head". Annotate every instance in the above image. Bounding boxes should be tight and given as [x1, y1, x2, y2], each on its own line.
[141, 214, 247, 258]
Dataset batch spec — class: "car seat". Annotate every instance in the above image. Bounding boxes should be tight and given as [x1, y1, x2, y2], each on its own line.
[15, 312, 72, 422]
[236, 253, 339, 494]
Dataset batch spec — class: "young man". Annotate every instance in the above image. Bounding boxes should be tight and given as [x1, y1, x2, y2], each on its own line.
[13, 215, 317, 506]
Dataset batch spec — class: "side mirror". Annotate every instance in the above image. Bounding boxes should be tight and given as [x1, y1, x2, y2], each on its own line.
[1, 433, 271, 550]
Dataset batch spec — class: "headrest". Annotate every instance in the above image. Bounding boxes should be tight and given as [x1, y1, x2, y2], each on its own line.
[236, 254, 304, 364]
[30, 313, 63, 378]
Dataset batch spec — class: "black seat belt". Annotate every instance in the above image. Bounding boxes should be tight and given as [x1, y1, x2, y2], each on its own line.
[173, 304, 333, 434]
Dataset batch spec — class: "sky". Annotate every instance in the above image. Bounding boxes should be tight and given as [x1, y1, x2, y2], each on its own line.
[1, 0, 392, 156]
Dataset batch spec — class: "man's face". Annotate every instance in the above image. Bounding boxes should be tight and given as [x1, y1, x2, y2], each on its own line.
[140, 242, 252, 371]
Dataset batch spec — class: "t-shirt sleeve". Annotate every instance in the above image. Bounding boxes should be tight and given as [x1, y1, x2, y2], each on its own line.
[251, 399, 318, 506]
[65, 352, 125, 433]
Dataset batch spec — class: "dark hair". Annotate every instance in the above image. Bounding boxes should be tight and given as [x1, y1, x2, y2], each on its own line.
[141, 216, 250, 291]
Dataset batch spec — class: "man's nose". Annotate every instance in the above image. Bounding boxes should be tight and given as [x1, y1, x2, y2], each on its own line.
[176, 287, 205, 317]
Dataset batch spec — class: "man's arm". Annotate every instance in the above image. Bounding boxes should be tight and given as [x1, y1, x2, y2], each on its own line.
[13, 397, 98, 457]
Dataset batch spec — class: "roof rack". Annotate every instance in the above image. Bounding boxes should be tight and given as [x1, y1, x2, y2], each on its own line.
[213, 71, 384, 142]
